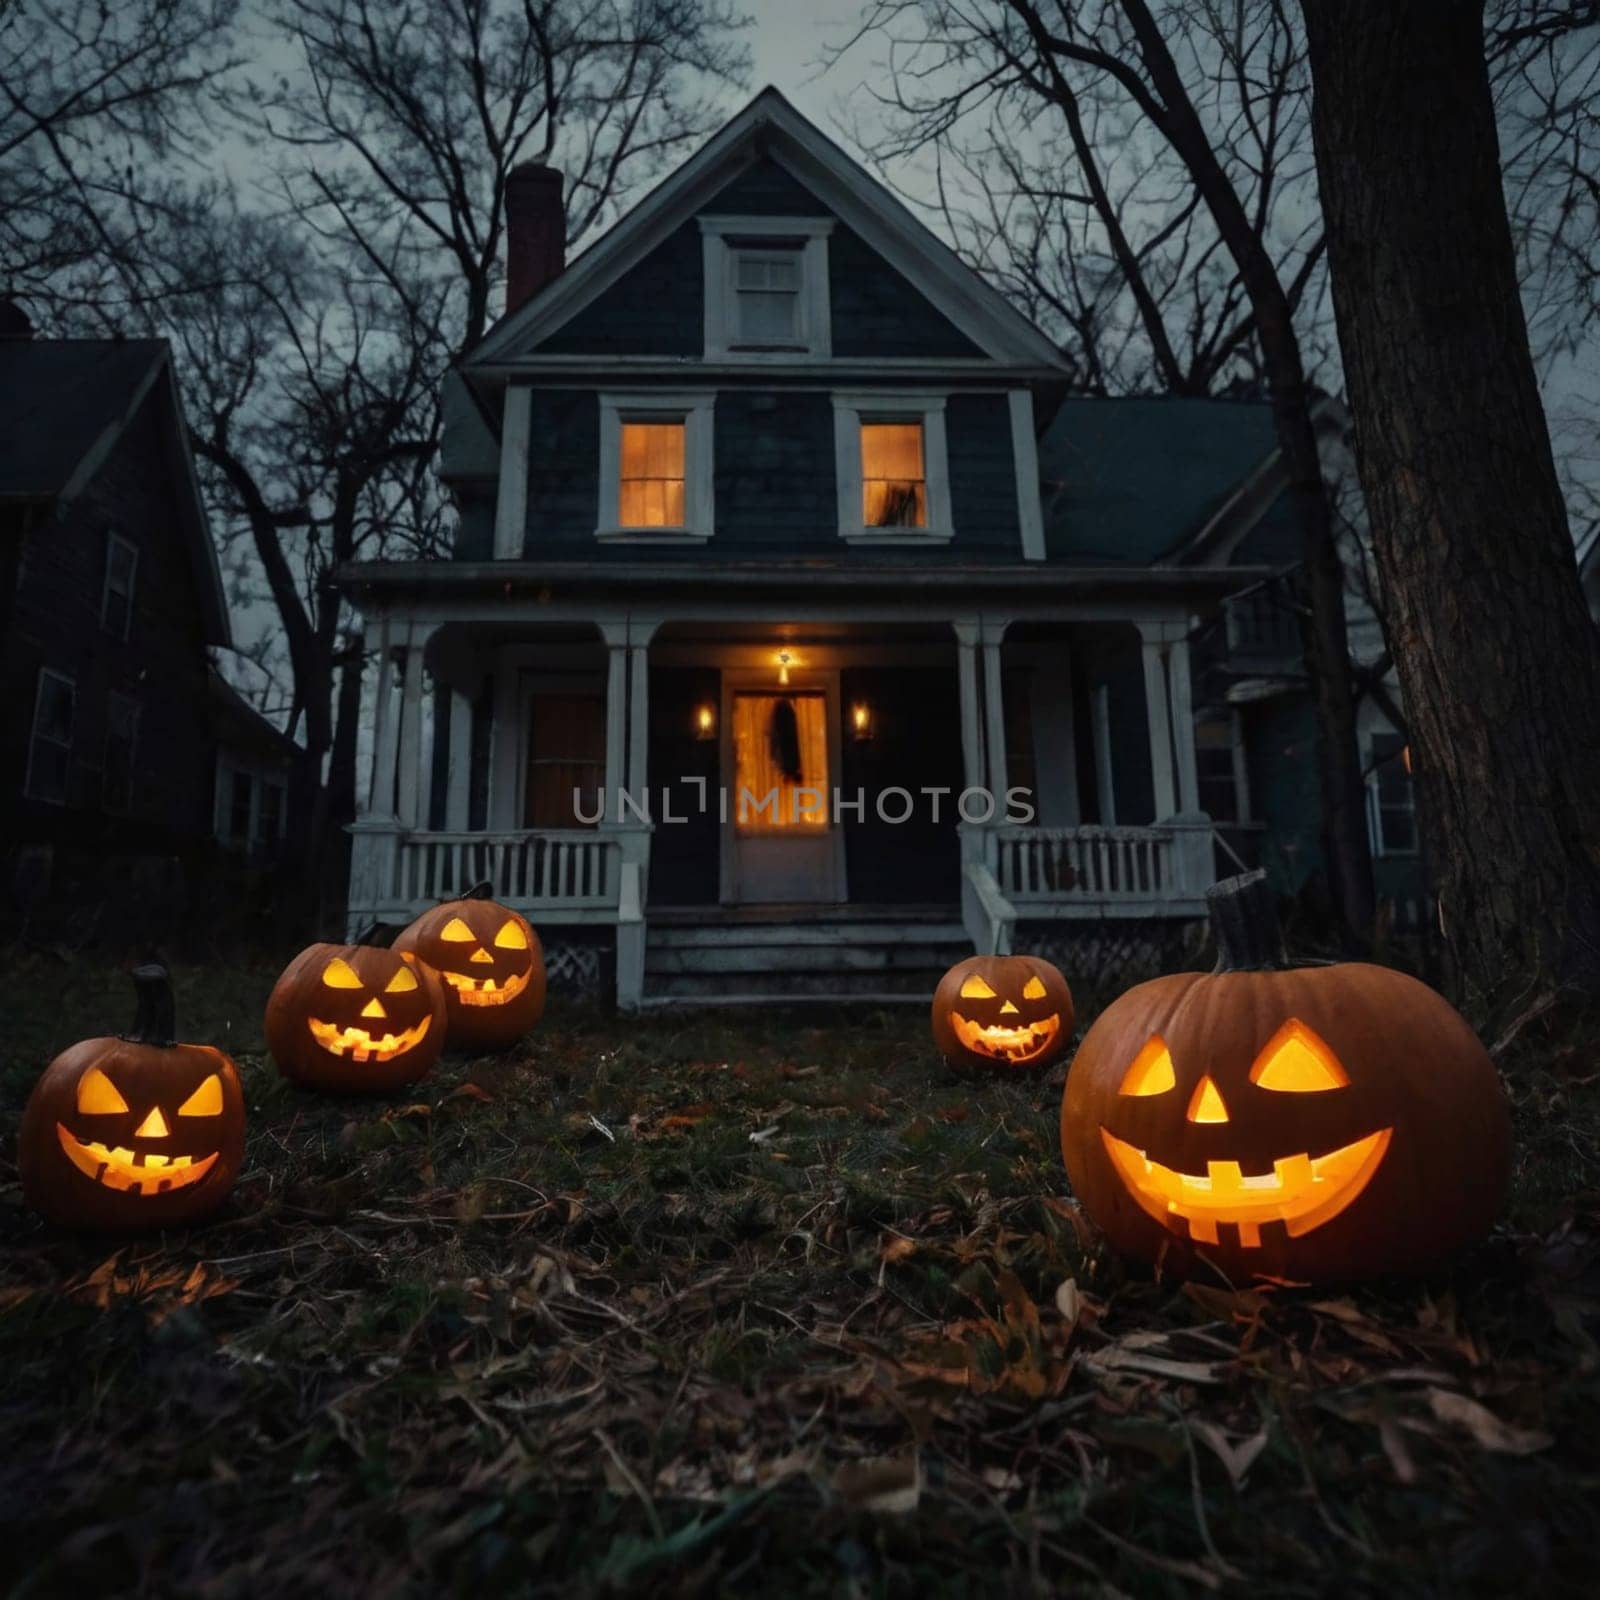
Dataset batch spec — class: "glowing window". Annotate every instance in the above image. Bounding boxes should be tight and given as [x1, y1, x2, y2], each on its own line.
[861, 422, 926, 528]
[618, 421, 685, 528]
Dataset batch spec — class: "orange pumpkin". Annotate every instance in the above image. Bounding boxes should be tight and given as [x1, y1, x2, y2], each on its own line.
[932, 954, 1073, 1071]
[392, 887, 545, 1053]
[1060, 872, 1510, 1283]
[264, 933, 445, 1093]
[19, 965, 245, 1231]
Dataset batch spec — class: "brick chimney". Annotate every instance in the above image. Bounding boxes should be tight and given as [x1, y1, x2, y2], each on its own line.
[504, 163, 565, 315]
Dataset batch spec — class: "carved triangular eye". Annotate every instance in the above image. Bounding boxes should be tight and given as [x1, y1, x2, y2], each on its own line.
[1119, 1037, 1175, 1096]
[1022, 975, 1048, 1000]
[959, 974, 997, 1000]
[1250, 1020, 1349, 1091]
[493, 918, 529, 950]
[440, 916, 476, 942]
[77, 1067, 129, 1114]
[178, 1075, 223, 1117]
[385, 965, 418, 992]
[322, 957, 364, 988]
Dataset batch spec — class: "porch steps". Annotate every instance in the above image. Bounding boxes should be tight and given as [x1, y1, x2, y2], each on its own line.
[641, 911, 972, 1004]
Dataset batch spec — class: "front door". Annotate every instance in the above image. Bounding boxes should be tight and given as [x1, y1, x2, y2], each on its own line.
[725, 683, 842, 904]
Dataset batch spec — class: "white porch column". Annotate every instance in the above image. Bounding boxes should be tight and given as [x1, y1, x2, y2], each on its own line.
[1137, 623, 1178, 820]
[1090, 683, 1116, 825]
[1168, 624, 1200, 815]
[599, 622, 628, 822]
[494, 384, 532, 559]
[953, 620, 984, 793]
[396, 626, 427, 829]
[369, 616, 400, 817]
[445, 690, 473, 830]
[626, 623, 657, 801]
[981, 619, 1010, 810]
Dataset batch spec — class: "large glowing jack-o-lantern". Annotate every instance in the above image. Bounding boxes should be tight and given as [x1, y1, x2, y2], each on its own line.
[932, 954, 1074, 1072]
[393, 887, 545, 1053]
[19, 965, 245, 1231]
[1060, 873, 1510, 1283]
[264, 934, 446, 1093]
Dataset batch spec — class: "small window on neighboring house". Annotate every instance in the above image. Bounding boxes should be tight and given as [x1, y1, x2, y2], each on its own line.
[833, 392, 952, 542]
[619, 421, 686, 528]
[101, 532, 138, 639]
[597, 392, 714, 541]
[103, 693, 140, 814]
[257, 780, 285, 853]
[733, 247, 802, 345]
[229, 768, 254, 844]
[1195, 713, 1244, 824]
[861, 421, 927, 528]
[25, 669, 76, 804]
[1367, 731, 1416, 855]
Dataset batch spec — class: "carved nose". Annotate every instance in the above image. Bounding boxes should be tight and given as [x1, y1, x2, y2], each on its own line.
[135, 1107, 169, 1139]
[361, 998, 388, 1019]
[1187, 1075, 1230, 1124]
[999, 1000, 1019, 1015]
[469, 947, 494, 964]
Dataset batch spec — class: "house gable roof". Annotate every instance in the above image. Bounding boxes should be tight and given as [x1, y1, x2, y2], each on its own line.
[0, 335, 231, 647]
[1038, 397, 1284, 565]
[468, 86, 1067, 374]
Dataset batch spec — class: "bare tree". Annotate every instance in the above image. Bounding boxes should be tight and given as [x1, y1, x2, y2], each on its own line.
[0, 0, 239, 319]
[1301, 0, 1600, 1004]
[846, 0, 1377, 945]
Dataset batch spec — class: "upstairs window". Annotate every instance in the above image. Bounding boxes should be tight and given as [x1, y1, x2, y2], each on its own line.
[700, 216, 832, 360]
[618, 420, 685, 528]
[861, 421, 927, 528]
[833, 392, 952, 543]
[597, 391, 714, 542]
[101, 531, 138, 639]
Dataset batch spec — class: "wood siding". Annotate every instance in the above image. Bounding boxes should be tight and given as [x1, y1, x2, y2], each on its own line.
[1, 391, 215, 849]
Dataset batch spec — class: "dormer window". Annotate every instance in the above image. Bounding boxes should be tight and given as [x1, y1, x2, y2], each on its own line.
[700, 216, 832, 360]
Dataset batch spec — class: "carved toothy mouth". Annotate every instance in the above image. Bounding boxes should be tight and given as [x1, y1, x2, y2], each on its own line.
[307, 1014, 432, 1061]
[1099, 1126, 1393, 1247]
[439, 966, 532, 1008]
[56, 1124, 220, 1194]
[951, 1011, 1061, 1063]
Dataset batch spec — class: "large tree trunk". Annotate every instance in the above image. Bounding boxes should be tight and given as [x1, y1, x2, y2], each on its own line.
[1117, 0, 1378, 950]
[1301, 0, 1600, 1001]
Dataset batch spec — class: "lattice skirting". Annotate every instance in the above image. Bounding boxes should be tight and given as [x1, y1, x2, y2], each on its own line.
[542, 939, 607, 999]
[1017, 918, 1208, 999]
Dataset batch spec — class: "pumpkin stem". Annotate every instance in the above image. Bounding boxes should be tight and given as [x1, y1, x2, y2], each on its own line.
[124, 963, 176, 1047]
[1207, 870, 1289, 972]
[354, 921, 399, 949]
[462, 880, 494, 901]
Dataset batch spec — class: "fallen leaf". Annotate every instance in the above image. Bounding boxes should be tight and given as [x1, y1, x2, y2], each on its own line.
[880, 1233, 917, 1264]
[1426, 1389, 1552, 1455]
[830, 1452, 920, 1514]
[1190, 1420, 1269, 1488]
[1054, 1278, 1082, 1338]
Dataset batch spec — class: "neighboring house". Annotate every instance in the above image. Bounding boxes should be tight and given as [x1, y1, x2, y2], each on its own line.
[333, 90, 1368, 1005]
[209, 669, 296, 858]
[0, 308, 279, 917]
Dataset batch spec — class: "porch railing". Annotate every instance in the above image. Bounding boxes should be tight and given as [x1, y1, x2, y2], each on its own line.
[992, 819, 1214, 909]
[393, 829, 617, 906]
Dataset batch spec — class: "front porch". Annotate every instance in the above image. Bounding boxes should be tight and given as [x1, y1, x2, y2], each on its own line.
[345, 598, 1223, 1007]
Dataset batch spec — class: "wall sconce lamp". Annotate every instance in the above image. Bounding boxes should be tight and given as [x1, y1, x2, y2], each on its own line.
[850, 701, 875, 741]
[694, 703, 717, 741]
[776, 649, 794, 687]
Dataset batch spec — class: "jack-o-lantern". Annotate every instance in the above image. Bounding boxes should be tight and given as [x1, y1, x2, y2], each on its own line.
[19, 965, 245, 1231]
[264, 931, 446, 1092]
[1061, 872, 1510, 1284]
[392, 886, 545, 1052]
[932, 954, 1074, 1071]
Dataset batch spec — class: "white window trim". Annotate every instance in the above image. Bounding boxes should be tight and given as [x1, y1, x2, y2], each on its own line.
[832, 389, 953, 545]
[101, 529, 138, 639]
[700, 215, 833, 362]
[24, 667, 76, 805]
[596, 390, 716, 544]
[102, 690, 141, 814]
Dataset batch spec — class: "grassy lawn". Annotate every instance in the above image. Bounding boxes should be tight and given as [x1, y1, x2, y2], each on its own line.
[2, 944, 1598, 1597]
